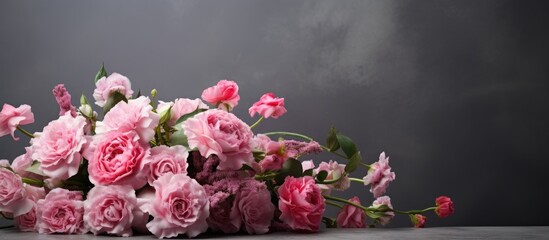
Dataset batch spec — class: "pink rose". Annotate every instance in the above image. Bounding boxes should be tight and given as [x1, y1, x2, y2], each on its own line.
[0, 168, 34, 216]
[96, 96, 160, 144]
[183, 109, 253, 171]
[236, 181, 275, 234]
[84, 185, 141, 236]
[85, 131, 151, 189]
[147, 145, 189, 185]
[249, 93, 287, 119]
[93, 72, 134, 107]
[260, 155, 284, 172]
[363, 152, 396, 198]
[31, 113, 87, 180]
[0, 103, 34, 141]
[14, 185, 46, 232]
[277, 176, 325, 232]
[141, 173, 210, 238]
[315, 160, 350, 191]
[371, 196, 394, 226]
[336, 196, 366, 228]
[36, 188, 86, 234]
[52, 84, 77, 117]
[435, 196, 454, 218]
[201, 80, 240, 111]
[158, 98, 208, 126]
[412, 214, 427, 228]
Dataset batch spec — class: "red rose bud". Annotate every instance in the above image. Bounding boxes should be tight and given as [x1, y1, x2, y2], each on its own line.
[435, 196, 454, 218]
[412, 214, 427, 228]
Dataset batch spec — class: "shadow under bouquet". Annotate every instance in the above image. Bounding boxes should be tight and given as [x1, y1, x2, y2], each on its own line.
[0, 64, 454, 238]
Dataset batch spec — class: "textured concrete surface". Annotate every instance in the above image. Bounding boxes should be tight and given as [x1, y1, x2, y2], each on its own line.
[0, 227, 548, 239]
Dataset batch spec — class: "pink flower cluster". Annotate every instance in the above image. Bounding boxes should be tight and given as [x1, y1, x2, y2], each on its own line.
[0, 68, 454, 238]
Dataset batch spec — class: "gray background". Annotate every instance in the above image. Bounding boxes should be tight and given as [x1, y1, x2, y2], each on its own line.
[1, 0, 549, 227]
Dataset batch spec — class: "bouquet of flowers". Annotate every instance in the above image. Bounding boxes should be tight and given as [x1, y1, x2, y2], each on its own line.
[0, 64, 454, 238]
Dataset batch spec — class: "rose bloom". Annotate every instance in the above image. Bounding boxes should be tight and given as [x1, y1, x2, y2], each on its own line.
[31, 113, 87, 180]
[14, 185, 46, 232]
[96, 96, 160, 144]
[435, 196, 454, 218]
[315, 160, 350, 191]
[371, 196, 394, 226]
[363, 152, 396, 198]
[412, 214, 427, 228]
[147, 145, 189, 185]
[0, 103, 34, 141]
[183, 109, 253, 171]
[236, 180, 275, 234]
[336, 196, 366, 228]
[84, 185, 141, 236]
[278, 176, 325, 232]
[249, 92, 287, 119]
[157, 98, 208, 126]
[36, 188, 86, 234]
[201, 80, 240, 111]
[93, 72, 134, 107]
[0, 168, 34, 217]
[141, 173, 210, 238]
[84, 131, 151, 189]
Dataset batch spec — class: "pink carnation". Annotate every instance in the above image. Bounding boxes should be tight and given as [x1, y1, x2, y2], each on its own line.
[0, 103, 34, 141]
[183, 109, 253, 171]
[278, 176, 325, 232]
[52, 84, 77, 117]
[249, 92, 287, 119]
[412, 214, 427, 228]
[93, 72, 134, 107]
[336, 196, 366, 228]
[435, 196, 455, 218]
[315, 160, 350, 191]
[141, 173, 210, 238]
[96, 96, 160, 144]
[157, 98, 208, 126]
[14, 185, 46, 232]
[147, 145, 189, 185]
[84, 185, 140, 236]
[31, 113, 87, 180]
[259, 155, 284, 172]
[371, 196, 394, 226]
[36, 188, 86, 234]
[201, 80, 240, 111]
[85, 131, 151, 189]
[236, 180, 275, 234]
[363, 152, 396, 198]
[0, 168, 34, 217]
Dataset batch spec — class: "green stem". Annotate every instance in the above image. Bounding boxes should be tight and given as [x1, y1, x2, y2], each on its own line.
[326, 200, 343, 208]
[392, 207, 437, 215]
[16, 126, 34, 138]
[0, 225, 13, 229]
[249, 116, 265, 129]
[21, 177, 44, 187]
[323, 195, 369, 212]
[0, 212, 13, 220]
[349, 177, 364, 183]
[361, 162, 371, 169]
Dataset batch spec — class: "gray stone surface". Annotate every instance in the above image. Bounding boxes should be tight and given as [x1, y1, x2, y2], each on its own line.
[0, 227, 548, 240]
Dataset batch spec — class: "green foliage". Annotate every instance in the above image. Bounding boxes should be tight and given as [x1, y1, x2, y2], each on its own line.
[94, 63, 107, 83]
[103, 91, 127, 114]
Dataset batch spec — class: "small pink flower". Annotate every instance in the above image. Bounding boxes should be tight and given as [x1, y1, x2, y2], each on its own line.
[36, 188, 86, 234]
[371, 196, 394, 226]
[0, 103, 34, 141]
[314, 160, 350, 191]
[0, 168, 34, 217]
[412, 214, 427, 228]
[236, 181, 275, 234]
[52, 84, 77, 117]
[363, 152, 396, 198]
[201, 80, 240, 111]
[31, 113, 87, 180]
[259, 155, 284, 172]
[96, 96, 160, 144]
[251, 134, 283, 155]
[278, 176, 325, 232]
[84, 185, 140, 236]
[147, 145, 189, 185]
[157, 98, 208, 126]
[336, 196, 366, 228]
[141, 173, 210, 238]
[249, 93, 287, 119]
[14, 185, 46, 232]
[93, 72, 134, 107]
[183, 109, 253, 171]
[85, 131, 151, 189]
[435, 196, 454, 218]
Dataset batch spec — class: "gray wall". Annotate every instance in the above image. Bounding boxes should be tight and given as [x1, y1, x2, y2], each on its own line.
[1, 0, 548, 227]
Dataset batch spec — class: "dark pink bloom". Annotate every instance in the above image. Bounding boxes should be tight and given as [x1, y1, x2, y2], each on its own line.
[277, 176, 325, 232]
[0, 103, 34, 141]
[435, 196, 454, 218]
[249, 93, 287, 119]
[204, 179, 241, 234]
[336, 196, 366, 228]
[236, 180, 275, 234]
[52, 84, 77, 117]
[412, 214, 427, 228]
[283, 140, 322, 158]
[201, 80, 240, 111]
[363, 152, 396, 198]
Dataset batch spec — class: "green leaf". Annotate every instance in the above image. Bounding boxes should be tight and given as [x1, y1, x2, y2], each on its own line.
[336, 133, 358, 158]
[365, 210, 387, 219]
[175, 108, 207, 125]
[275, 158, 303, 184]
[240, 164, 255, 171]
[103, 91, 128, 115]
[25, 161, 46, 176]
[159, 106, 172, 125]
[95, 63, 107, 83]
[135, 89, 141, 98]
[253, 151, 265, 161]
[326, 127, 340, 152]
[168, 127, 188, 147]
[345, 151, 362, 173]
[303, 168, 314, 176]
[316, 170, 328, 182]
